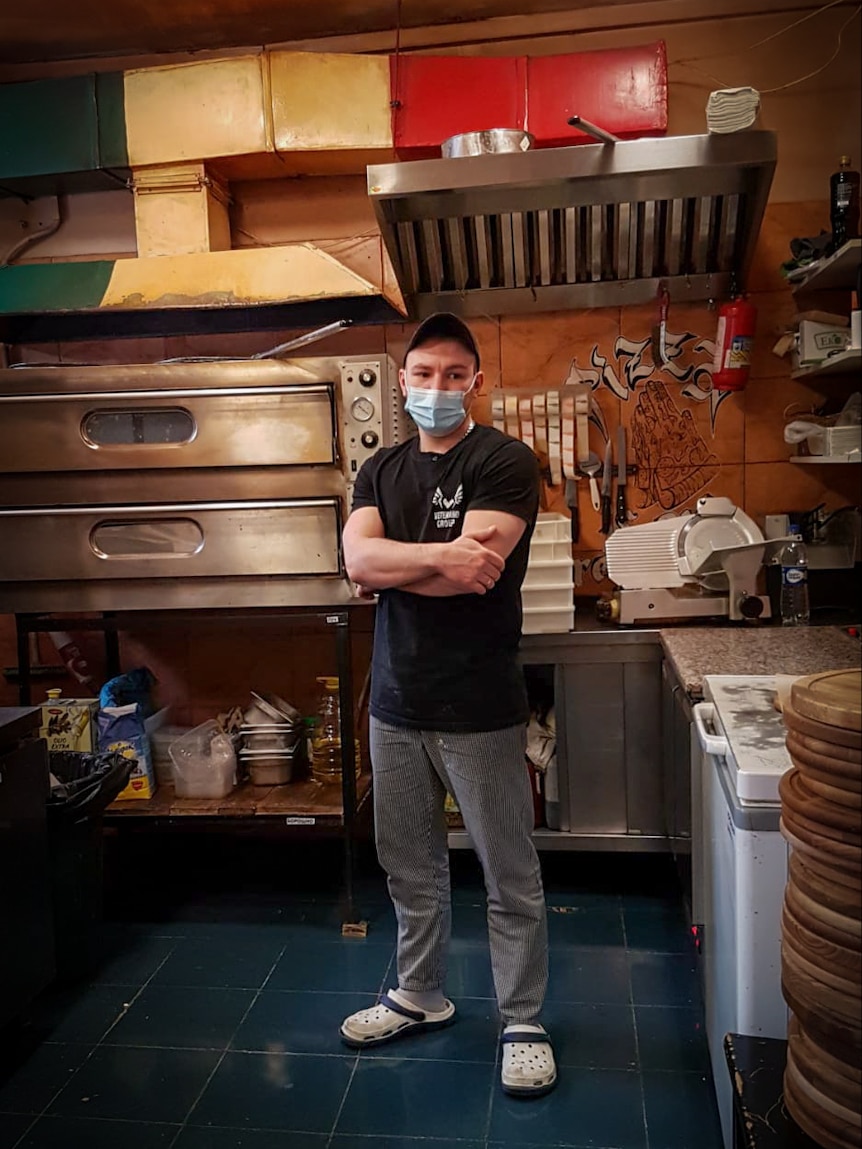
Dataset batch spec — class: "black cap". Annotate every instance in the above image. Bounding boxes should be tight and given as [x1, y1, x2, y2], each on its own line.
[403, 312, 480, 370]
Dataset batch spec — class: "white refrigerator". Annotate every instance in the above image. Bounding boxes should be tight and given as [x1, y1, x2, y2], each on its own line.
[692, 675, 791, 1149]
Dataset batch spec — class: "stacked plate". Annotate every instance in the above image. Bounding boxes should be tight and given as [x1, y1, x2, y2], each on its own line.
[779, 669, 861, 1149]
[240, 690, 301, 785]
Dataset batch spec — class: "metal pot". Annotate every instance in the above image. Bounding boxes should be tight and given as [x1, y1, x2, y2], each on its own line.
[441, 129, 534, 159]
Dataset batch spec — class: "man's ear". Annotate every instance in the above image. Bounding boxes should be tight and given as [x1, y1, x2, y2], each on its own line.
[398, 367, 408, 397]
[472, 370, 485, 394]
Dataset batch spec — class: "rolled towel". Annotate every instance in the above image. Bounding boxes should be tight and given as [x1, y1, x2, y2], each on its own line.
[706, 87, 761, 134]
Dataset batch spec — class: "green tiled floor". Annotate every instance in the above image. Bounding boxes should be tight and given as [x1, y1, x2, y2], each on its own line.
[0, 842, 723, 1149]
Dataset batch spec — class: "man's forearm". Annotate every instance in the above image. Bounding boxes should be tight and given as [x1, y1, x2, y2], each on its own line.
[344, 536, 445, 590]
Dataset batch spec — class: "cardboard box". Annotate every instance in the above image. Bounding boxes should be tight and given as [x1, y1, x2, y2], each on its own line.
[40, 696, 100, 752]
[797, 319, 851, 366]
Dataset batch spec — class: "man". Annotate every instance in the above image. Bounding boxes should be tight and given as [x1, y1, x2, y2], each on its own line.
[339, 313, 556, 1097]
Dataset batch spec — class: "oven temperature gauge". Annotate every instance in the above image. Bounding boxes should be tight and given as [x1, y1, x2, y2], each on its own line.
[350, 397, 376, 422]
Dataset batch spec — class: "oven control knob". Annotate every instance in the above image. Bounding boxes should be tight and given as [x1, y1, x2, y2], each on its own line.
[739, 593, 764, 620]
[351, 397, 375, 422]
[361, 431, 379, 449]
[358, 369, 377, 387]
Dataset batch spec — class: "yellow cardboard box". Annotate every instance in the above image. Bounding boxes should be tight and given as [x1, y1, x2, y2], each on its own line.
[40, 693, 100, 753]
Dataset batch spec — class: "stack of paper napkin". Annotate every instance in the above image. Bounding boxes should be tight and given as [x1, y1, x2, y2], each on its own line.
[706, 87, 761, 133]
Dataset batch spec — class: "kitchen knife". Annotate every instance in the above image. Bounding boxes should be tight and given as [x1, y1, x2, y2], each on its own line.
[615, 425, 627, 528]
[600, 437, 613, 535]
[565, 477, 579, 543]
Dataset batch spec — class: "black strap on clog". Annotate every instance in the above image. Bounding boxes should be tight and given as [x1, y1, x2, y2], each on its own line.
[379, 993, 426, 1021]
[501, 1029, 553, 1045]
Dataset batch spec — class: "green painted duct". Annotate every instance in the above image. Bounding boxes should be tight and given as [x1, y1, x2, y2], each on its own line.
[0, 73, 129, 197]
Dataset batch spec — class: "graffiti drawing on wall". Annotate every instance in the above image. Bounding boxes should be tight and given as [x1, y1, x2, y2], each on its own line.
[565, 328, 729, 430]
[564, 325, 726, 516]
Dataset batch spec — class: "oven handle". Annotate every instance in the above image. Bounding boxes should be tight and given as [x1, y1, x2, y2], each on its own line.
[0, 384, 332, 403]
[0, 498, 339, 517]
[692, 702, 728, 757]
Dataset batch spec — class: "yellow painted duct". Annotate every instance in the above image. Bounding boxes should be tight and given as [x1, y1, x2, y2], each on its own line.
[269, 52, 392, 155]
[120, 51, 399, 315]
[101, 241, 405, 315]
[131, 163, 231, 257]
[124, 55, 270, 168]
[123, 51, 392, 170]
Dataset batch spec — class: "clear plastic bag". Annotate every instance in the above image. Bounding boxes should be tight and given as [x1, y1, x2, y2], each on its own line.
[168, 720, 237, 798]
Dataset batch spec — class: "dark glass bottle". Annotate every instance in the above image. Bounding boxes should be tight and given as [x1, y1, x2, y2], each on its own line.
[830, 155, 861, 250]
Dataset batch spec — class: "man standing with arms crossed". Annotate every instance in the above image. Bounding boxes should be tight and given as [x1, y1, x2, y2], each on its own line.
[339, 313, 556, 1097]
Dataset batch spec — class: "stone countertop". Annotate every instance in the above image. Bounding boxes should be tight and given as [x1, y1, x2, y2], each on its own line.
[660, 626, 861, 699]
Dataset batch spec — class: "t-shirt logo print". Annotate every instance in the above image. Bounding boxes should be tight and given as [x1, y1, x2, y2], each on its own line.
[432, 483, 464, 529]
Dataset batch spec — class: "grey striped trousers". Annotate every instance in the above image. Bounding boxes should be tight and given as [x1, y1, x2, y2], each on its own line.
[370, 716, 548, 1024]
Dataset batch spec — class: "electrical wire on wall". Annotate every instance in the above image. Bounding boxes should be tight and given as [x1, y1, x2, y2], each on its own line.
[390, 0, 403, 114]
[670, 0, 861, 92]
[0, 197, 62, 268]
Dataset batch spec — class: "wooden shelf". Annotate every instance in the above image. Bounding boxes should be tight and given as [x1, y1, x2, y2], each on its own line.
[105, 774, 372, 825]
[792, 347, 862, 380]
[792, 239, 861, 294]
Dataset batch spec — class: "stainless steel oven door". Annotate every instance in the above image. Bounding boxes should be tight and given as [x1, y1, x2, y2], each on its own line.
[0, 356, 403, 476]
[0, 498, 342, 581]
[0, 384, 336, 472]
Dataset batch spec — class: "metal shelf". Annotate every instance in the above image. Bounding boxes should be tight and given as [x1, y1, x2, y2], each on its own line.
[791, 347, 862, 380]
[789, 454, 861, 465]
[792, 239, 861, 294]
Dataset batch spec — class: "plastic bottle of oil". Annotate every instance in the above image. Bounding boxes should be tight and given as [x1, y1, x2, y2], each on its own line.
[310, 676, 360, 784]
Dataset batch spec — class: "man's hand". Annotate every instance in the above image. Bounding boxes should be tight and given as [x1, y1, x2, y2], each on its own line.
[353, 583, 377, 600]
[437, 525, 505, 594]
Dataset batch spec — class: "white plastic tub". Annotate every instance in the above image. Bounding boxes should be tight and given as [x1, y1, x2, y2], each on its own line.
[522, 604, 575, 634]
[531, 513, 569, 542]
[169, 720, 237, 799]
[522, 557, 574, 589]
[522, 584, 574, 610]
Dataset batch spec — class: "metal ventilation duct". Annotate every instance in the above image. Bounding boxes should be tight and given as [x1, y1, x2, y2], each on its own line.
[367, 131, 777, 317]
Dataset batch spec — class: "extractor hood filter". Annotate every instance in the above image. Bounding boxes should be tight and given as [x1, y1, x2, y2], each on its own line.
[368, 131, 777, 317]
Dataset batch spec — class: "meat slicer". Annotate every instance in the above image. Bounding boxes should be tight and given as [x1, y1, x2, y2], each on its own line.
[600, 497, 789, 625]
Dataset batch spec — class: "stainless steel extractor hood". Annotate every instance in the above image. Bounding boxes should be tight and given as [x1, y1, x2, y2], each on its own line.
[367, 131, 777, 317]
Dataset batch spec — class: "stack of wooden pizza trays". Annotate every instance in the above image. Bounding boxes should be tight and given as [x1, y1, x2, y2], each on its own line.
[779, 668, 861, 1149]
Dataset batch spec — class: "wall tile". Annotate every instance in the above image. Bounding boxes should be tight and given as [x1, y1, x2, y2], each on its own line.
[627, 463, 745, 524]
[748, 202, 831, 294]
[745, 375, 830, 464]
[750, 290, 797, 381]
[58, 337, 168, 365]
[744, 461, 862, 523]
[499, 308, 619, 389]
[572, 550, 614, 602]
[119, 630, 192, 716]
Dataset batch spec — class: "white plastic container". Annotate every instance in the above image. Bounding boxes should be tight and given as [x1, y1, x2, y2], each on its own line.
[522, 604, 575, 634]
[529, 513, 572, 562]
[169, 720, 237, 798]
[522, 557, 574, 589]
[149, 723, 193, 785]
[522, 584, 574, 610]
[531, 513, 570, 542]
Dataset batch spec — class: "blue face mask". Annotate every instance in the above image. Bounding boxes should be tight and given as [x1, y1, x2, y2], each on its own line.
[404, 378, 476, 438]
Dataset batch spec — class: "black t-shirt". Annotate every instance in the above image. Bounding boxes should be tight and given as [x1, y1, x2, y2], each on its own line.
[351, 424, 540, 732]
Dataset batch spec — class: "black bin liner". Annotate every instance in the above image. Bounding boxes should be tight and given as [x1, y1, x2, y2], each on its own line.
[48, 750, 134, 821]
[46, 751, 134, 983]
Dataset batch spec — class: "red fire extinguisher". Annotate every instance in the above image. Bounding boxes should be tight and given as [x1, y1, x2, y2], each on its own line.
[712, 296, 757, 391]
